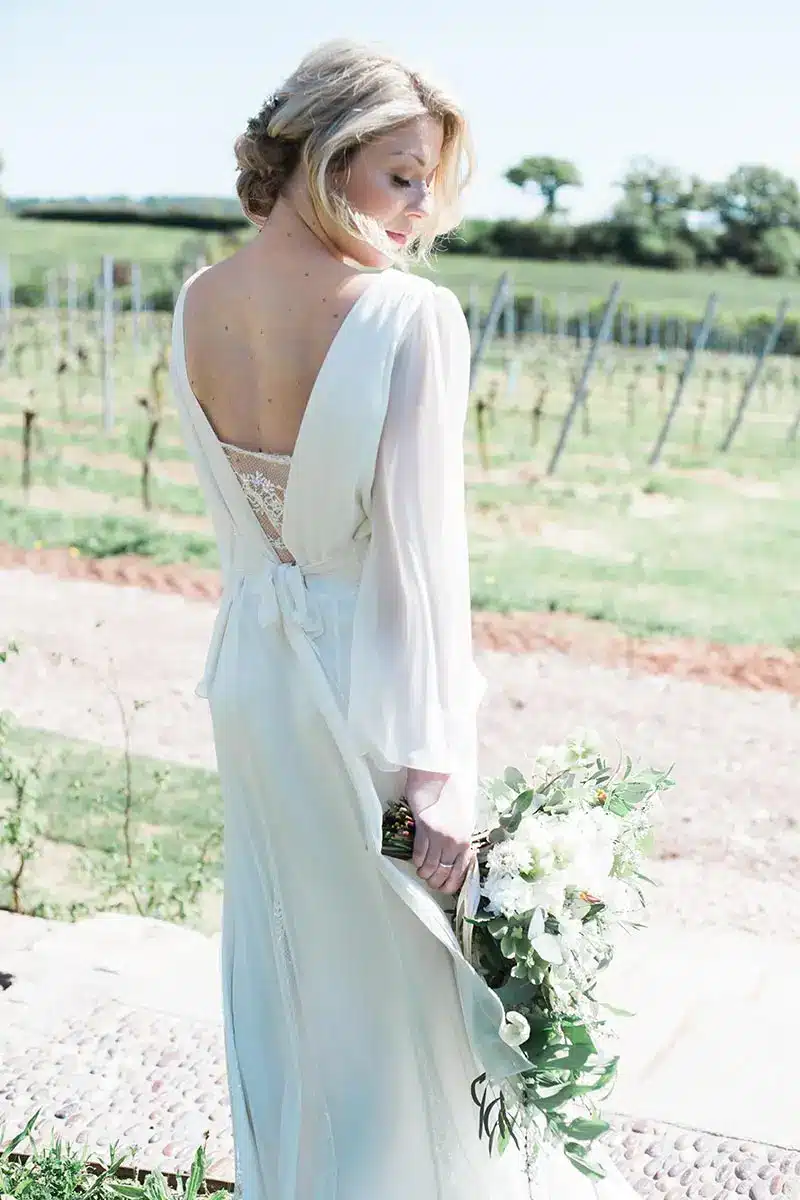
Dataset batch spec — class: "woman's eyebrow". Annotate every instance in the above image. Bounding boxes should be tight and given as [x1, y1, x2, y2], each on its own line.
[389, 150, 427, 167]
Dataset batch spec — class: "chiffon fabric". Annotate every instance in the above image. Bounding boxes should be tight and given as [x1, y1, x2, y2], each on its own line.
[170, 264, 636, 1200]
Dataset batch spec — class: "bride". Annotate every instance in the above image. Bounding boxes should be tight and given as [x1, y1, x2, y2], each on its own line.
[171, 37, 637, 1200]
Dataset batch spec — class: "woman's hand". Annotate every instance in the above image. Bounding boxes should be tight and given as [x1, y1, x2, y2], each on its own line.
[405, 769, 475, 896]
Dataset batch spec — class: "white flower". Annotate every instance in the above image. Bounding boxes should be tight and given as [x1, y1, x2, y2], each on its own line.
[556, 913, 584, 949]
[499, 1010, 530, 1047]
[565, 727, 602, 763]
[486, 839, 533, 878]
[527, 876, 566, 916]
[515, 817, 557, 874]
[547, 812, 616, 895]
[530, 931, 564, 963]
[532, 744, 570, 776]
[483, 874, 538, 918]
[527, 906, 546, 940]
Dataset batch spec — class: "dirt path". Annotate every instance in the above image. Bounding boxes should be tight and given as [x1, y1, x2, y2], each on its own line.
[2, 541, 798, 695]
[2, 563, 799, 941]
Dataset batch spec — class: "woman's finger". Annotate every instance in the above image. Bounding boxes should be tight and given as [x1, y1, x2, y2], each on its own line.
[417, 833, 449, 881]
[439, 846, 475, 896]
[422, 839, 461, 889]
[412, 826, 430, 871]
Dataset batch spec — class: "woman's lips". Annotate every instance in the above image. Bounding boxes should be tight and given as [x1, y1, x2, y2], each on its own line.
[387, 231, 408, 245]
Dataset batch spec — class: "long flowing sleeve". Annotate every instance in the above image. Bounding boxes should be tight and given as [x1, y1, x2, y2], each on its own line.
[347, 283, 487, 782]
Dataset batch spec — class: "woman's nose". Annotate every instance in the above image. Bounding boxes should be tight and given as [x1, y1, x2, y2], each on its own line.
[405, 181, 434, 218]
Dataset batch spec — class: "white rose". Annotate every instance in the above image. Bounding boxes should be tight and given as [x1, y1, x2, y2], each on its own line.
[483, 875, 538, 918]
[499, 1010, 530, 1047]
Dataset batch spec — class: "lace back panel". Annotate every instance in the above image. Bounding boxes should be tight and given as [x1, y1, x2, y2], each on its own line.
[221, 443, 294, 564]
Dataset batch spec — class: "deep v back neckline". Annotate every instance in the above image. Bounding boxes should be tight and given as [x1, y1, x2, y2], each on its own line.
[173, 263, 397, 556]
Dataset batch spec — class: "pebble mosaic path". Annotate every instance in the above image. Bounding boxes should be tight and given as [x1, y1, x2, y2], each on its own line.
[1, 912, 798, 1199]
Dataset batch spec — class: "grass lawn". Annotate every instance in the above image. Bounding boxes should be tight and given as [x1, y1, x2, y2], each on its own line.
[3, 213, 799, 316]
[1, 301, 799, 649]
[0, 722, 223, 930]
[0, 214, 232, 294]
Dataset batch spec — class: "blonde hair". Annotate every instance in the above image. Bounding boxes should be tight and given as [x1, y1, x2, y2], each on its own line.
[234, 39, 474, 266]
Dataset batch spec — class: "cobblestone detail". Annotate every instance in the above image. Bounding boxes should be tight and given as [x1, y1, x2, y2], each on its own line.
[1, 996, 798, 1195]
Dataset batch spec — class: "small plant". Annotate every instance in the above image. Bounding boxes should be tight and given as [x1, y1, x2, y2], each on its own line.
[21, 404, 38, 497]
[0, 708, 48, 914]
[0, 1110, 222, 1200]
[136, 347, 167, 513]
[68, 660, 222, 924]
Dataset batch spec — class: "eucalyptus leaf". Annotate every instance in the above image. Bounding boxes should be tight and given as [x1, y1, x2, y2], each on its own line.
[500, 933, 518, 959]
[502, 810, 523, 833]
[488, 916, 509, 936]
[566, 1118, 610, 1141]
[504, 766, 527, 792]
[565, 1143, 608, 1180]
[465, 912, 495, 926]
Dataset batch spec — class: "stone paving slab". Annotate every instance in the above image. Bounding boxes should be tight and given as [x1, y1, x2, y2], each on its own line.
[2, 912, 800, 1197]
[598, 925, 800, 1150]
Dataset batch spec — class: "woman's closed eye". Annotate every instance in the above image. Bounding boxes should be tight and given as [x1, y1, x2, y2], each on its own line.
[391, 174, 413, 189]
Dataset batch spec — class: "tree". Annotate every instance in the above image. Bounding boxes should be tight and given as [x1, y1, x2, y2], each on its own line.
[752, 227, 800, 277]
[613, 157, 708, 230]
[505, 156, 583, 217]
[714, 165, 800, 233]
[713, 165, 800, 267]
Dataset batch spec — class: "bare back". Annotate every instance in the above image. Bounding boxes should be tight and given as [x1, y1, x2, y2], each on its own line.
[182, 239, 379, 456]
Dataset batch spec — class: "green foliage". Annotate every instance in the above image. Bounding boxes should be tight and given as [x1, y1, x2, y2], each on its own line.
[752, 227, 800, 278]
[715, 165, 800, 267]
[715, 164, 800, 233]
[0, 707, 48, 914]
[505, 156, 583, 215]
[0, 499, 218, 567]
[0, 1110, 218, 1200]
[613, 157, 708, 231]
[16, 202, 247, 234]
[0, 717, 224, 924]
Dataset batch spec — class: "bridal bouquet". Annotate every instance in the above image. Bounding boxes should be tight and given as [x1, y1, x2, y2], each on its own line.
[382, 728, 673, 1180]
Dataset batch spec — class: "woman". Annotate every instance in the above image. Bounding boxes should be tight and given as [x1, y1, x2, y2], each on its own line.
[171, 38, 633, 1200]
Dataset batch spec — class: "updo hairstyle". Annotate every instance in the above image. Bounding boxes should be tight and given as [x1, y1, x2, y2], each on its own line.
[233, 39, 473, 264]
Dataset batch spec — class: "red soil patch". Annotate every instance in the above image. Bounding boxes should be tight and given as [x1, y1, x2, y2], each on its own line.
[2, 542, 798, 698]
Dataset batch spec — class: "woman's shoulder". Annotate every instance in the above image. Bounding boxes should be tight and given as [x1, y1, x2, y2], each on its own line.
[381, 269, 465, 328]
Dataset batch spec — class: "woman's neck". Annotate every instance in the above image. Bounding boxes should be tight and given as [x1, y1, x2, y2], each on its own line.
[268, 191, 345, 264]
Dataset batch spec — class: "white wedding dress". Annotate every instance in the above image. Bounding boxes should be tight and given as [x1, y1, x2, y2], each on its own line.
[171, 265, 637, 1200]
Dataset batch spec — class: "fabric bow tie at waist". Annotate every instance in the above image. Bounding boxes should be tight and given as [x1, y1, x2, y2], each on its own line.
[194, 541, 363, 698]
[252, 560, 324, 638]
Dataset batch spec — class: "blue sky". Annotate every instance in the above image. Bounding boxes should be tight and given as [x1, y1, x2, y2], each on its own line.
[2, 0, 798, 221]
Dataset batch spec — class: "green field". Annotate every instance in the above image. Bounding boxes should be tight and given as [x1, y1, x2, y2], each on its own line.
[2, 213, 799, 316]
[1, 301, 798, 648]
[0, 721, 223, 928]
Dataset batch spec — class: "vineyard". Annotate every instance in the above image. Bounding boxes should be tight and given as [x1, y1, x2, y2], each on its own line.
[0, 266, 798, 649]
